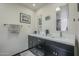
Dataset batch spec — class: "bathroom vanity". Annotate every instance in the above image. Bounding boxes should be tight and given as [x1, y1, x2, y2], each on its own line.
[28, 34, 75, 56]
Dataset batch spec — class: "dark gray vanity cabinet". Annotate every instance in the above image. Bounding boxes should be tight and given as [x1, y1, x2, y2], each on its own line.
[28, 35, 74, 56]
[45, 40, 74, 56]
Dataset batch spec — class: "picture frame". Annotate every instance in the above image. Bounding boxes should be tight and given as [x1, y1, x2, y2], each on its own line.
[38, 17, 42, 25]
[45, 16, 50, 20]
[20, 13, 31, 24]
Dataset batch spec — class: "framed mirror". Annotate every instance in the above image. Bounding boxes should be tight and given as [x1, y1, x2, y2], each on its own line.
[56, 4, 69, 31]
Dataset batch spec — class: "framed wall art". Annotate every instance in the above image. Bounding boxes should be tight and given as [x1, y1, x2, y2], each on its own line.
[20, 13, 31, 24]
[45, 16, 50, 21]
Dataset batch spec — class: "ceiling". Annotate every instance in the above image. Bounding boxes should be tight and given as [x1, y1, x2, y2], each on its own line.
[20, 3, 49, 11]
[19, 3, 67, 11]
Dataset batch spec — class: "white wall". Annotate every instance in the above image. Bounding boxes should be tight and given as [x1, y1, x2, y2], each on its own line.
[68, 4, 77, 33]
[0, 3, 35, 55]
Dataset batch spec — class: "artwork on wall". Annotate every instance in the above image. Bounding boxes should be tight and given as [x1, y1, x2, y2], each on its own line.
[20, 13, 31, 24]
[38, 17, 42, 25]
[45, 16, 50, 20]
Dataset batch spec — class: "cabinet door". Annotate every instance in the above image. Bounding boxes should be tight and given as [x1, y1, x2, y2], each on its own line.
[32, 37, 39, 47]
[45, 39, 74, 56]
[28, 36, 45, 49]
[38, 38, 45, 45]
[28, 36, 33, 48]
[28, 36, 39, 48]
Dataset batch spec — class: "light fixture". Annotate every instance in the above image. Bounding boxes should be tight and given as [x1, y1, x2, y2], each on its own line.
[56, 7, 61, 11]
[32, 3, 36, 7]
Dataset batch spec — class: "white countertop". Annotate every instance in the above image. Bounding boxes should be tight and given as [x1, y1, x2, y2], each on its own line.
[29, 34, 75, 46]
